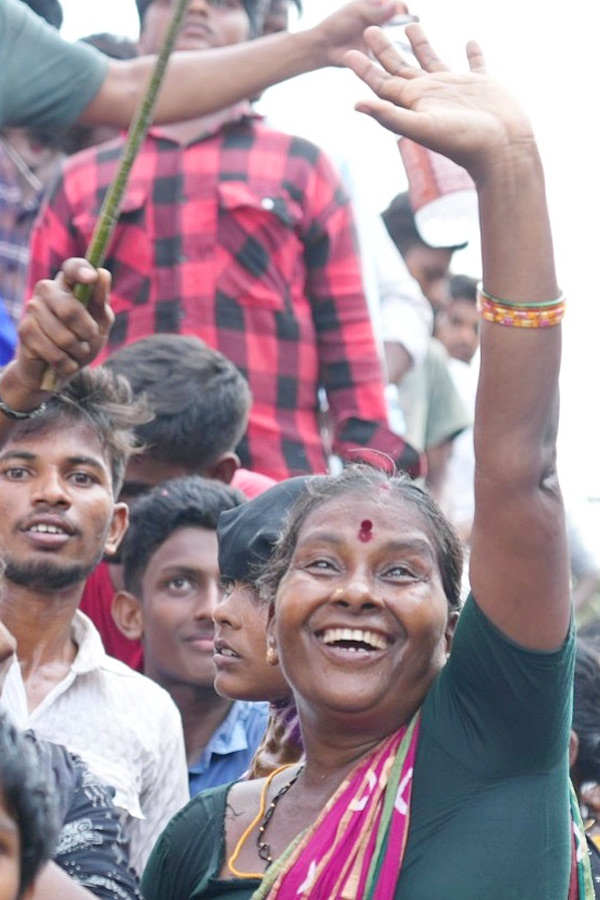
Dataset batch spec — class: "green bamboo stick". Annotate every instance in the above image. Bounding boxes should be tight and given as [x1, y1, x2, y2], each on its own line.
[41, 0, 192, 391]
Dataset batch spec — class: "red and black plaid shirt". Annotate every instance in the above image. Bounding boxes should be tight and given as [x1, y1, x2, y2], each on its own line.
[28, 117, 420, 480]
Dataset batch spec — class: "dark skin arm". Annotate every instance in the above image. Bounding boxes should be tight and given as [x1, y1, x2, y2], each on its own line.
[347, 26, 568, 651]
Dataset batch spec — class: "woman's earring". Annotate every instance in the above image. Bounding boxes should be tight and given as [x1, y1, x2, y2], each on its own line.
[266, 645, 278, 666]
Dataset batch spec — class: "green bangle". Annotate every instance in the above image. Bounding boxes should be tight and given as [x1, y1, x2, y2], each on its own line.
[477, 282, 564, 309]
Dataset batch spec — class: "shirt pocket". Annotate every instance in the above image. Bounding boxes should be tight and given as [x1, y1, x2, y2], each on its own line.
[216, 182, 304, 312]
[72, 186, 153, 311]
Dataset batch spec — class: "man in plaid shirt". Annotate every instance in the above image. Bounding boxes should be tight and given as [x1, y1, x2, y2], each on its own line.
[28, 0, 421, 482]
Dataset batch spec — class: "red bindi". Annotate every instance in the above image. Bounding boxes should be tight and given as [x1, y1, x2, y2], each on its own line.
[358, 519, 373, 543]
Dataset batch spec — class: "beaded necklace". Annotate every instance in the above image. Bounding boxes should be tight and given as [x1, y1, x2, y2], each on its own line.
[257, 764, 304, 867]
[228, 763, 304, 880]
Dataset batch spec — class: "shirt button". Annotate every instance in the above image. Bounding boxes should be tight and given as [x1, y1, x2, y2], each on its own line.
[261, 197, 275, 211]
[177, 254, 187, 264]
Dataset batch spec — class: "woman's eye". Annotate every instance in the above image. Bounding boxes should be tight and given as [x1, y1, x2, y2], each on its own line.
[384, 565, 415, 579]
[307, 558, 335, 572]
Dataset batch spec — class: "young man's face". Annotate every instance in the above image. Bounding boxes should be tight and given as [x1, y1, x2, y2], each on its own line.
[139, 526, 222, 691]
[139, 0, 251, 55]
[0, 422, 127, 594]
[404, 244, 454, 313]
[435, 298, 480, 364]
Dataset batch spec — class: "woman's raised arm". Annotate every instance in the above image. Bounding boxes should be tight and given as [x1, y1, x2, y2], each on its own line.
[346, 25, 569, 650]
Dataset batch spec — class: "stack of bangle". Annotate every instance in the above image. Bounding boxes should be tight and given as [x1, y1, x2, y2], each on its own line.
[477, 283, 566, 328]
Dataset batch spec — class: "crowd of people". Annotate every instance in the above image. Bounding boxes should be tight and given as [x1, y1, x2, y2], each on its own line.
[1, 0, 599, 898]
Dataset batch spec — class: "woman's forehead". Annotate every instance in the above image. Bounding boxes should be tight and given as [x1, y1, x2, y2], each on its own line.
[296, 489, 430, 541]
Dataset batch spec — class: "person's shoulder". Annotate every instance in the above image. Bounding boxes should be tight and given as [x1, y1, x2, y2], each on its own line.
[158, 782, 233, 842]
[227, 774, 266, 811]
[98, 657, 180, 714]
[142, 783, 234, 900]
[100, 657, 172, 695]
[62, 134, 128, 178]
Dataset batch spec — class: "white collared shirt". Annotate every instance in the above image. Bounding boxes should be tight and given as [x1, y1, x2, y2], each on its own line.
[1, 611, 189, 874]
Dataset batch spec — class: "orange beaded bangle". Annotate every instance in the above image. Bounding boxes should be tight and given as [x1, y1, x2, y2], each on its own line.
[476, 286, 566, 328]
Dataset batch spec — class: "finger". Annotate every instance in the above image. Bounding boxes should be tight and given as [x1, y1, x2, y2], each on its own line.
[30, 284, 101, 345]
[363, 26, 420, 78]
[21, 301, 95, 365]
[345, 47, 392, 93]
[354, 96, 419, 138]
[57, 257, 99, 292]
[86, 268, 115, 338]
[466, 40, 487, 74]
[17, 317, 89, 377]
[405, 23, 448, 72]
[345, 47, 412, 111]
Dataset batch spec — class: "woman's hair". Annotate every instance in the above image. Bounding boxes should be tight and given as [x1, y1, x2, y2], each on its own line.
[573, 639, 600, 784]
[258, 465, 463, 612]
[0, 711, 60, 897]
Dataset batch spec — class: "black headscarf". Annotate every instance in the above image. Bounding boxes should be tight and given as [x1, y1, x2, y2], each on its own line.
[218, 475, 316, 582]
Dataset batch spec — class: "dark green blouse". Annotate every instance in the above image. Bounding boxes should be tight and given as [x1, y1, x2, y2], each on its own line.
[142, 595, 574, 900]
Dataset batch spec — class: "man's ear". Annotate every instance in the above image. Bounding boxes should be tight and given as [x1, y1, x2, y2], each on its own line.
[104, 502, 129, 557]
[205, 452, 240, 485]
[112, 590, 144, 642]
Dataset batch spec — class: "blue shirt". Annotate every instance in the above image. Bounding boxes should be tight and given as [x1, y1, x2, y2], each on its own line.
[188, 701, 269, 797]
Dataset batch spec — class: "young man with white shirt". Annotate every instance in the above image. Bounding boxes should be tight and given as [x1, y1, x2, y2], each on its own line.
[0, 365, 189, 876]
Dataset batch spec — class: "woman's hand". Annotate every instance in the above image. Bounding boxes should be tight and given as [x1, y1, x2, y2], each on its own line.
[345, 24, 535, 182]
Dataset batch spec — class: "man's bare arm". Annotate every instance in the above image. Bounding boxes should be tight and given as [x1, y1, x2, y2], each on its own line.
[81, 0, 405, 127]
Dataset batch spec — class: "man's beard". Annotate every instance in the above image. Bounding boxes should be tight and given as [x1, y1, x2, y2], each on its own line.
[3, 552, 103, 592]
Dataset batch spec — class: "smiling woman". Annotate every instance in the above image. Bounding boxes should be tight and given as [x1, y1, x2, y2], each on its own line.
[141, 21, 588, 900]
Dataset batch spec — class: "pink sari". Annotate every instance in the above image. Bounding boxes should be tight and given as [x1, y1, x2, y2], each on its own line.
[251, 713, 420, 900]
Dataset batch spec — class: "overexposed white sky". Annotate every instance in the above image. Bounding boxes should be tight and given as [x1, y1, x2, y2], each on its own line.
[59, 0, 600, 503]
